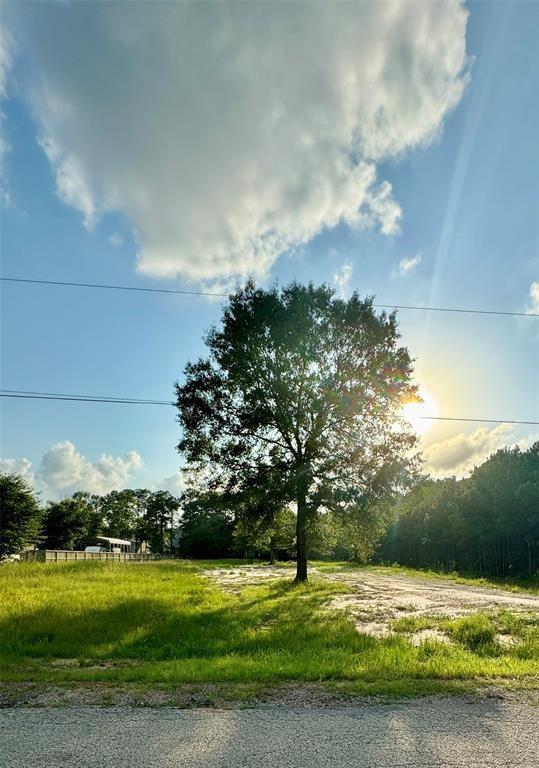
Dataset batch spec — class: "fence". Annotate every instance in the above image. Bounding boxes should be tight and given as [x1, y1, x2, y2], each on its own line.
[20, 550, 169, 563]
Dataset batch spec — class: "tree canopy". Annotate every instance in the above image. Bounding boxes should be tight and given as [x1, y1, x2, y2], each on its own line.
[175, 281, 418, 580]
[42, 493, 102, 551]
[379, 443, 539, 577]
[0, 473, 43, 557]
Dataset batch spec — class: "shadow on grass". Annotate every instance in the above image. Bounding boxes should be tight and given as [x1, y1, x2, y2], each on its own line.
[3, 562, 537, 687]
[0, 577, 374, 666]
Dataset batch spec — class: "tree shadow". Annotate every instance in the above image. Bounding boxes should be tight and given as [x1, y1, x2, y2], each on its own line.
[0, 581, 375, 667]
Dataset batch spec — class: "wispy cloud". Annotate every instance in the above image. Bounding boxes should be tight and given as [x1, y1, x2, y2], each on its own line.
[1, 441, 143, 499]
[109, 231, 123, 248]
[333, 262, 353, 299]
[154, 471, 184, 496]
[393, 253, 422, 278]
[527, 281, 539, 314]
[38, 136, 96, 230]
[0, 457, 35, 486]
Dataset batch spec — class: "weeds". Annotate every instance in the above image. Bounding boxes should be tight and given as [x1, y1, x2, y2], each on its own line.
[443, 615, 496, 652]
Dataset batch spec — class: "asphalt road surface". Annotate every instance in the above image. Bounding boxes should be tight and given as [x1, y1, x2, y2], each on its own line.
[1, 698, 537, 768]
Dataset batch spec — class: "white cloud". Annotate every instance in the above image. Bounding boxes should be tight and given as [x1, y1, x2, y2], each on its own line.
[0, 457, 35, 486]
[154, 471, 185, 496]
[422, 424, 535, 479]
[38, 441, 142, 497]
[333, 262, 353, 299]
[393, 253, 422, 278]
[527, 281, 539, 314]
[109, 231, 123, 248]
[6, 2, 468, 283]
[38, 135, 96, 229]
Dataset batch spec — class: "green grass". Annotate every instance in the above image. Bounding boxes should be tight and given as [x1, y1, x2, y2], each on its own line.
[1, 561, 538, 696]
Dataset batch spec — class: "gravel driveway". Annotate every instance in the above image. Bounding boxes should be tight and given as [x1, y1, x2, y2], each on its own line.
[205, 565, 539, 639]
[1, 698, 537, 768]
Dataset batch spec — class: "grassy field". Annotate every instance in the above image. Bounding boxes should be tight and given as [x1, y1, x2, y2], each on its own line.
[1, 560, 538, 698]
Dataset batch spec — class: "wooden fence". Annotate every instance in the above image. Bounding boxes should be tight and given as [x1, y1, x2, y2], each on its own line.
[20, 550, 169, 563]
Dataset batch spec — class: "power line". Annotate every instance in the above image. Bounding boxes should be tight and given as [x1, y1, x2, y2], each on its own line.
[1, 389, 538, 425]
[0, 276, 227, 299]
[0, 390, 170, 406]
[2, 276, 538, 318]
[417, 415, 538, 426]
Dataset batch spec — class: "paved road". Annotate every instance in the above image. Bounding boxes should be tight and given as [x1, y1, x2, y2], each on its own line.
[1, 698, 537, 767]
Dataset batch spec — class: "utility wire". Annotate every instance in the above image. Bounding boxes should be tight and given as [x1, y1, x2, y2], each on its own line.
[0, 276, 227, 299]
[2, 276, 538, 318]
[0, 390, 171, 405]
[1, 390, 538, 425]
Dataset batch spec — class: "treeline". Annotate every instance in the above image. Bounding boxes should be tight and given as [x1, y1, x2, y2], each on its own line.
[0, 482, 181, 556]
[1, 442, 538, 577]
[379, 444, 539, 577]
[0, 474, 385, 562]
[176, 488, 392, 563]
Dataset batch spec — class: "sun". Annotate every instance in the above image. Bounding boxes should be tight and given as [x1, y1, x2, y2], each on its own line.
[401, 389, 439, 436]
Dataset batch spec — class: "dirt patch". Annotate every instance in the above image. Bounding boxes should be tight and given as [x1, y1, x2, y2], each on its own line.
[409, 629, 451, 646]
[202, 565, 296, 594]
[203, 565, 539, 643]
[496, 633, 522, 648]
[324, 569, 539, 640]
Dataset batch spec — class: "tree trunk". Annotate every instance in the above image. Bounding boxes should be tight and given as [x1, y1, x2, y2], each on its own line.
[269, 539, 276, 565]
[295, 467, 309, 582]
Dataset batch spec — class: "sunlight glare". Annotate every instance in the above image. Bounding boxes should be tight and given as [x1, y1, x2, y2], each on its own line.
[401, 389, 439, 436]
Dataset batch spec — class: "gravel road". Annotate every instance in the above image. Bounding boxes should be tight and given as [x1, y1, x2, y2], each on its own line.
[1, 698, 537, 768]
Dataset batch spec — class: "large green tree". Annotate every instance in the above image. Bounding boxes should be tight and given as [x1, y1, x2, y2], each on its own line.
[176, 282, 418, 581]
[100, 489, 139, 540]
[42, 493, 102, 550]
[0, 473, 43, 557]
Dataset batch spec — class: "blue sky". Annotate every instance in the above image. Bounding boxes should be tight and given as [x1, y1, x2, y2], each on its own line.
[1, 1, 538, 499]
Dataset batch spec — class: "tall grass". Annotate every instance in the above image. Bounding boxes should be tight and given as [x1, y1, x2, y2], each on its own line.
[1, 561, 537, 690]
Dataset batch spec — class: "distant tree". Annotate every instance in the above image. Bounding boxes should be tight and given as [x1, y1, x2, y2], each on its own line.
[233, 505, 296, 563]
[131, 489, 152, 549]
[306, 511, 338, 559]
[0, 473, 43, 557]
[145, 491, 181, 554]
[43, 493, 103, 550]
[269, 507, 296, 563]
[100, 489, 139, 540]
[72, 491, 103, 543]
[178, 490, 235, 558]
[176, 282, 418, 581]
[336, 496, 395, 563]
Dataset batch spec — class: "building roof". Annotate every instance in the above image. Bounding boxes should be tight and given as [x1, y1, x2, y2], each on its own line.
[96, 536, 132, 546]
